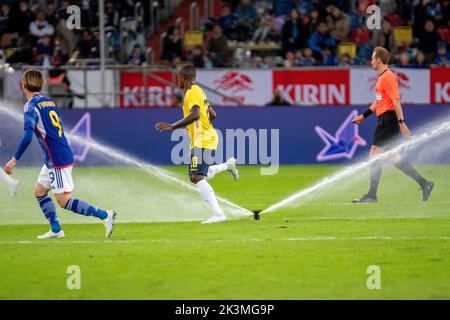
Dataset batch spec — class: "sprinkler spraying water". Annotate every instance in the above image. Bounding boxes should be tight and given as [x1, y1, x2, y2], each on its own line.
[261, 116, 450, 214]
[0, 104, 252, 221]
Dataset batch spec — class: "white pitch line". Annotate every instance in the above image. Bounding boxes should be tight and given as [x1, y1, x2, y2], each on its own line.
[0, 236, 449, 245]
[284, 216, 450, 220]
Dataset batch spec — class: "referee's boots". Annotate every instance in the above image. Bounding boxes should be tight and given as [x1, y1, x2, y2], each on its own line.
[352, 194, 377, 203]
[421, 181, 435, 201]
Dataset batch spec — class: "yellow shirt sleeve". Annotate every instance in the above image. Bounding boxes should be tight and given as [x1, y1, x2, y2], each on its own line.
[184, 89, 202, 112]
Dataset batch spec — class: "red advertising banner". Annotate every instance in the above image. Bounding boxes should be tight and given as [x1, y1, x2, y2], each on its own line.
[273, 69, 350, 105]
[120, 71, 175, 108]
[430, 68, 450, 104]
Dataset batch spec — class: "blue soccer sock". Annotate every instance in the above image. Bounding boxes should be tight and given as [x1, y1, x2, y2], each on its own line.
[36, 195, 61, 233]
[64, 198, 108, 220]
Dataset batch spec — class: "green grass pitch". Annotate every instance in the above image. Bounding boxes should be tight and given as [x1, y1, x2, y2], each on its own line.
[0, 165, 449, 299]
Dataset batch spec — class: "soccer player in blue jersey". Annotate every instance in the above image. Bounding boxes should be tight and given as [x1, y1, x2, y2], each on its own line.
[3, 69, 117, 239]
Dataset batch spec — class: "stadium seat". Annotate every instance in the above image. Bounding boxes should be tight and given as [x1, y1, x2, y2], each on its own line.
[386, 13, 403, 27]
[338, 42, 357, 59]
[351, 28, 370, 44]
[393, 26, 413, 46]
[437, 27, 450, 44]
[183, 31, 204, 48]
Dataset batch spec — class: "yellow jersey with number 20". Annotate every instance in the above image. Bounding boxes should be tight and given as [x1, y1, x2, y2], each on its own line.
[182, 84, 218, 150]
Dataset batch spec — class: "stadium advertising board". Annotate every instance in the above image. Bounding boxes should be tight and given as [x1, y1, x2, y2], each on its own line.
[120, 71, 175, 107]
[4, 106, 446, 167]
[272, 69, 350, 105]
[430, 68, 450, 104]
[196, 70, 273, 106]
[350, 68, 430, 105]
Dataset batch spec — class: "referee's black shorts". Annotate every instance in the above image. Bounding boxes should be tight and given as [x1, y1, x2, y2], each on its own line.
[373, 110, 400, 149]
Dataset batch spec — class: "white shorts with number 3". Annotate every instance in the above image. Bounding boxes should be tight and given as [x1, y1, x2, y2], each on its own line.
[37, 165, 74, 194]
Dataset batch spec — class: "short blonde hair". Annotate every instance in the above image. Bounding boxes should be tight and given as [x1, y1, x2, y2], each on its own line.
[21, 69, 45, 92]
[373, 47, 391, 65]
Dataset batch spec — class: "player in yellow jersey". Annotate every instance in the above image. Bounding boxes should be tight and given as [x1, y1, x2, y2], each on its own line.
[155, 64, 239, 224]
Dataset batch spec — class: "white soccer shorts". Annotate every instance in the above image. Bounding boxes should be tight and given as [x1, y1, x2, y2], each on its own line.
[37, 165, 74, 194]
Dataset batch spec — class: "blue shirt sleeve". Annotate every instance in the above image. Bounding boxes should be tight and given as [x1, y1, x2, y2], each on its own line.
[14, 108, 37, 160]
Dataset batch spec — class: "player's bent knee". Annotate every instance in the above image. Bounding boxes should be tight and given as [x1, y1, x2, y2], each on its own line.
[55, 194, 70, 209]
[190, 174, 204, 184]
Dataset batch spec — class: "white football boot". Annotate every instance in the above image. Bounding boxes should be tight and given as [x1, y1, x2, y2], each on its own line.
[103, 210, 117, 238]
[202, 214, 227, 224]
[226, 157, 239, 181]
[37, 230, 65, 239]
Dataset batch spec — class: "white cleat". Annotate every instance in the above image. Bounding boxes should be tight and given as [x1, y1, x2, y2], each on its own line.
[226, 157, 239, 181]
[103, 210, 117, 238]
[201, 214, 228, 224]
[37, 230, 65, 239]
[9, 179, 19, 197]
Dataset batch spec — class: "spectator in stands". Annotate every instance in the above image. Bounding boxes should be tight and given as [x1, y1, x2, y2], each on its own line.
[297, 47, 316, 66]
[105, 0, 120, 33]
[282, 8, 307, 56]
[34, 35, 54, 66]
[349, 0, 369, 29]
[373, 19, 395, 53]
[208, 24, 229, 67]
[443, 0, 450, 26]
[273, 0, 295, 17]
[13, 1, 33, 36]
[412, 50, 429, 68]
[434, 42, 450, 66]
[235, 0, 258, 41]
[161, 25, 183, 62]
[297, 0, 313, 16]
[413, 0, 427, 37]
[326, 5, 350, 43]
[0, 3, 12, 35]
[320, 47, 337, 66]
[29, 8, 55, 42]
[338, 53, 353, 66]
[284, 51, 296, 68]
[58, 0, 71, 21]
[48, 55, 75, 108]
[127, 44, 146, 65]
[308, 22, 337, 62]
[105, 0, 120, 50]
[218, 5, 237, 39]
[190, 45, 206, 68]
[397, 51, 412, 68]
[425, 0, 444, 26]
[306, 9, 320, 36]
[46, 1, 59, 26]
[72, 29, 99, 59]
[252, 9, 275, 43]
[418, 19, 440, 62]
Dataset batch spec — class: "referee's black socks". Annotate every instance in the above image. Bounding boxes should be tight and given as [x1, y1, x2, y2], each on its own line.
[394, 160, 428, 187]
[368, 163, 382, 198]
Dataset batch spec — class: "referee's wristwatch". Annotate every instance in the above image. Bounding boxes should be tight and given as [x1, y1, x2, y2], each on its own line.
[398, 119, 406, 124]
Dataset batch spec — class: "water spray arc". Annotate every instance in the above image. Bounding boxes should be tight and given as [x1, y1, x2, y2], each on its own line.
[0, 105, 252, 218]
[261, 119, 450, 214]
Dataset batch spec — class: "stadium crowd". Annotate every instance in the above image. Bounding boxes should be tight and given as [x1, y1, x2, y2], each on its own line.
[0, 0, 449, 68]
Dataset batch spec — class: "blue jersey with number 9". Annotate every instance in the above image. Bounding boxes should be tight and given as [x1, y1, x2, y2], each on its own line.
[23, 94, 74, 169]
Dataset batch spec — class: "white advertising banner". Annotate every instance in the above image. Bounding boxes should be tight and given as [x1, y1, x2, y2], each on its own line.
[350, 68, 430, 105]
[68, 70, 115, 108]
[196, 70, 273, 106]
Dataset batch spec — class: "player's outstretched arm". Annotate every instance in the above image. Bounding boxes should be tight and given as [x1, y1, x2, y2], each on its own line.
[4, 128, 34, 174]
[155, 106, 200, 132]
